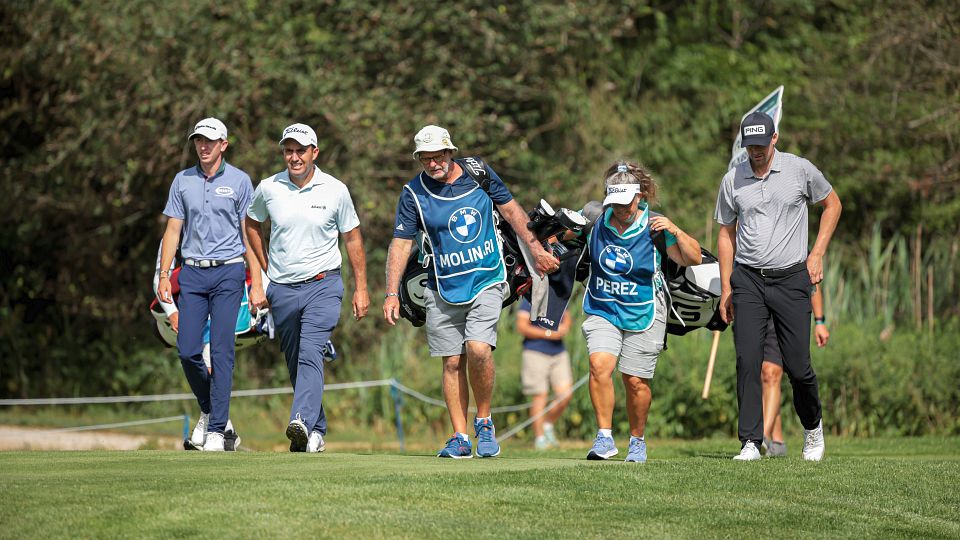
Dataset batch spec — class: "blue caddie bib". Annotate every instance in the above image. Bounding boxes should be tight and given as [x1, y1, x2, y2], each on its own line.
[583, 212, 658, 331]
[405, 176, 506, 304]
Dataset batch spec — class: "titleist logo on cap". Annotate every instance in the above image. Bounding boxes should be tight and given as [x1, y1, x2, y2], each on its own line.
[608, 187, 630, 194]
[743, 125, 766, 136]
[284, 126, 310, 136]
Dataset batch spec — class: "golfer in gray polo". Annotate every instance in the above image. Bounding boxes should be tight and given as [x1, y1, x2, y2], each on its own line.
[715, 111, 842, 461]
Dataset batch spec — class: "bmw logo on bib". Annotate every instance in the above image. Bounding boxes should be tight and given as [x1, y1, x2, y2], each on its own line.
[600, 245, 633, 276]
[448, 207, 482, 243]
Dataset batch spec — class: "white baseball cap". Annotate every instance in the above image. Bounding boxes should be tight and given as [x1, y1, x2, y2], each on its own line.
[413, 125, 458, 158]
[279, 123, 318, 147]
[187, 117, 228, 141]
[602, 183, 641, 206]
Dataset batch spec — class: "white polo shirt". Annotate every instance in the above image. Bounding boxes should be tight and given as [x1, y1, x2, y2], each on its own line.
[248, 166, 360, 284]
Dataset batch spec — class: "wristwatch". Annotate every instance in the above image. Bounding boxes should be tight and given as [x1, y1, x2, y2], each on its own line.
[545, 329, 553, 338]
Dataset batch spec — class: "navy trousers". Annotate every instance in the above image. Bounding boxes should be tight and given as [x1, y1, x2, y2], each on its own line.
[176, 263, 245, 434]
[731, 264, 822, 444]
[267, 275, 343, 436]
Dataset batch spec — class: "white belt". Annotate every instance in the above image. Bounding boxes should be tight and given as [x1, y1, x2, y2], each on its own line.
[183, 256, 244, 268]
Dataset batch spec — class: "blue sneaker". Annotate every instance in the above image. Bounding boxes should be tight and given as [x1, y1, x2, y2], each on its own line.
[624, 437, 647, 463]
[586, 434, 618, 460]
[474, 418, 501, 458]
[437, 435, 473, 459]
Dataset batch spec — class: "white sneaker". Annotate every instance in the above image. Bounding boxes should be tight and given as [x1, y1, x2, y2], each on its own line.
[544, 425, 560, 448]
[189, 412, 210, 448]
[202, 431, 225, 452]
[802, 421, 825, 461]
[534, 435, 550, 450]
[733, 441, 761, 461]
[306, 431, 325, 453]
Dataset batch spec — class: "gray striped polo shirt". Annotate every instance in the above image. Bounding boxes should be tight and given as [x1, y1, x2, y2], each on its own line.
[714, 150, 833, 269]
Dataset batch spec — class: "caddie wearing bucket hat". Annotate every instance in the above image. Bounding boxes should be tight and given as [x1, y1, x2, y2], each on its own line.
[383, 124, 559, 460]
[158, 117, 256, 451]
[245, 122, 369, 454]
[715, 108, 843, 462]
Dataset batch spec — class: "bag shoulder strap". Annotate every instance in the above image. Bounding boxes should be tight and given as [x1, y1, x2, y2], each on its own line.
[459, 156, 491, 193]
[648, 210, 672, 350]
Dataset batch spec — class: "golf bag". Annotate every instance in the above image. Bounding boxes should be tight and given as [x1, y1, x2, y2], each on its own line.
[149, 266, 274, 352]
[660, 246, 727, 335]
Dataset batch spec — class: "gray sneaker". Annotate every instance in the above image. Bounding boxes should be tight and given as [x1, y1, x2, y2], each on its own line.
[766, 440, 787, 457]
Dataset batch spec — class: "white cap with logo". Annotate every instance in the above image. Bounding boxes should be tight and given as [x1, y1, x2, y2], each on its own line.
[602, 184, 642, 206]
[413, 125, 458, 158]
[279, 123, 318, 147]
[188, 117, 228, 141]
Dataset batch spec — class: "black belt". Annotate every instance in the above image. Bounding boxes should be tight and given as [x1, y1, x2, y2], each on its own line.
[739, 261, 806, 278]
[287, 268, 340, 285]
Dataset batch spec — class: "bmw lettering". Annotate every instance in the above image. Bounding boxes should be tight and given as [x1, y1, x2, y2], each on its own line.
[448, 207, 482, 243]
[600, 246, 633, 275]
[596, 246, 638, 295]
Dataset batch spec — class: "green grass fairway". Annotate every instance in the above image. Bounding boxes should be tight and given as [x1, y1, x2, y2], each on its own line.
[1, 438, 958, 539]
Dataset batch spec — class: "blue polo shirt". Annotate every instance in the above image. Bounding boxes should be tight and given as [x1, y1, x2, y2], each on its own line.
[163, 160, 253, 261]
[518, 299, 566, 355]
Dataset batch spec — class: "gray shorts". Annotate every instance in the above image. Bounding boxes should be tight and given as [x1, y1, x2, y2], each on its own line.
[581, 293, 666, 379]
[423, 282, 506, 357]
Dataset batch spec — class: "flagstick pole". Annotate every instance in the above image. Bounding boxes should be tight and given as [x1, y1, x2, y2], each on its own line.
[702, 330, 721, 399]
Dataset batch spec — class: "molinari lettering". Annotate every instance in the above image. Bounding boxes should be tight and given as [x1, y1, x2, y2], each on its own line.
[437, 239, 496, 269]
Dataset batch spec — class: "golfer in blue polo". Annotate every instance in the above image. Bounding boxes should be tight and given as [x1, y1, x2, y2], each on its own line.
[245, 123, 370, 453]
[157, 117, 256, 452]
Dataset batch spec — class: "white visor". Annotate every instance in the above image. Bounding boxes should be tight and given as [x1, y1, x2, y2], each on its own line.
[603, 184, 641, 206]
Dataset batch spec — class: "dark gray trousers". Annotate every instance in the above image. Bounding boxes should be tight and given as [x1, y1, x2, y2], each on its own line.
[732, 264, 822, 444]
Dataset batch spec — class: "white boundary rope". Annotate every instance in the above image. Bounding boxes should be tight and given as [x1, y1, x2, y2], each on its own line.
[53, 416, 185, 433]
[496, 374, 588, 443]
[0, 379, 396, 406]
[3, 377, 590, 444]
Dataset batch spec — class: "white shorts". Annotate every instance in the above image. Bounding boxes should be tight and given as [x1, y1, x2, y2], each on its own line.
[521, 350, 573, 395]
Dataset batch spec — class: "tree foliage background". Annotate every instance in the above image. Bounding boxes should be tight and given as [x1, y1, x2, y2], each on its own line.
[1, 0, 958, 398]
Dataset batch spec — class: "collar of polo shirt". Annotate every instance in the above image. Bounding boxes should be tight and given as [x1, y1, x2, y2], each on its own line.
[197, 159, 227, 179]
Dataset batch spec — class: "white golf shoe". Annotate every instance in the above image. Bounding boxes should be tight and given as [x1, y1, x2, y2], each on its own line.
[189, 412, 210, 448]
[307, 431, 325, 453]
[802, 421, 826, 461]
[202, 431, 225, 452]
[733, 441, 761, 461]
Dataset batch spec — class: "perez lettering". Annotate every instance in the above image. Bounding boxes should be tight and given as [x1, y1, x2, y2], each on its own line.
[594, 276, 639, 296]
